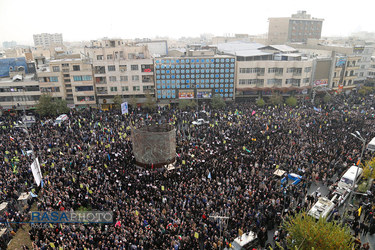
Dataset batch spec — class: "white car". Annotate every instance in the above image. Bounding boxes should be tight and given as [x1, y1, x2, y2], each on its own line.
[54, 114, 69, 125]
[192, 119, 209, 125]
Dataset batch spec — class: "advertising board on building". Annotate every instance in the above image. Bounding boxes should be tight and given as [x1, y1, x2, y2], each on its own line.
[314, 79, 328, 87]
[197, 90, 212, 99]
[336, 57, 347, 67]
[178, 90, 194, 99]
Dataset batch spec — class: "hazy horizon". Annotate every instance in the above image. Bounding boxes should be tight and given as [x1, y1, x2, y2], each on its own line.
[1, 0, 375, 46]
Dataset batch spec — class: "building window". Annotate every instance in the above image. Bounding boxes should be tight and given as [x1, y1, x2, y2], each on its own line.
[133, 86, 140, 91]
[52, 66, 60, 72]
[77, 96, 95, 102]
[62, 63, 69, 67]
[73, 76, 82, 81]
[109, 76, 117, 82]
[119, 65, 127, 72]
[110, 87, 118, 92]
[107, 54, 113, 60]
[73, 75, 92, 81]
[73, 65, 80, 71]
[97, 55, 104, 60]
[132, 75, 139, 82]
[122, 86, 129, 91]
[40, 87, 60, 92]
[95, 66, 106, 74]
[287, 68, 302, 75]
[120, 76, 128, 82]
[267, 79, 282, 86]
[141, 64, 154, 72]
[286, 79, 301, 86]
[64, 79, 71, 83]
[108, 65, 116, 71]
[268, 68, 283, 75]
[303, 78, 309, 83]
[50, 77, 58, 82]
[82, 75, 92, 81]
[143, 86, 153, 91]
[238, 79, 264, 86]
[131, 65, 139, 71]
[63, 74, 70, 77]
[239, 68, 265, 75]
[75, 86, 94, 91]
[304, 67, 312, 73]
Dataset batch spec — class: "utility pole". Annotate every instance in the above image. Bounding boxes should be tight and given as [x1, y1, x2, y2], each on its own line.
[341, 131, 367, 221]
[209, 213, 229, 250]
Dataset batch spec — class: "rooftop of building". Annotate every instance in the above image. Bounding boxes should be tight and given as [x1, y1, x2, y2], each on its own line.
[214, 41, 265, 53]
[269, 11, 324, 21]
[0, 74, 37, 84]
[214, 41, 308, 60]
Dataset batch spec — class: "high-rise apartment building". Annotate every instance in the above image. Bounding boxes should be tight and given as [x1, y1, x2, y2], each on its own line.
[268, 11, 324, 44]
[33, 33, 63, 47]
[37, 57, 96, 108]
[2, 41, 17, 49]
[84, 39, 155, 110]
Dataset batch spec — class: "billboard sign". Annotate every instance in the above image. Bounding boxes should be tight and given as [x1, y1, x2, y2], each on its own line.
[314, 79, 328, 87]
[178, 90, 194, 99]
[197, 90, 212, 99]
[336, 57, 347, 67]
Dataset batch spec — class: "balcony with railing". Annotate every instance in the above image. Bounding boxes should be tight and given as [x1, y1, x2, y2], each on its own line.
[96, 87, 108, 95]
[95, 77, 107, 84]
[142, 75, 154, 83]
[94, 66, 106, 74]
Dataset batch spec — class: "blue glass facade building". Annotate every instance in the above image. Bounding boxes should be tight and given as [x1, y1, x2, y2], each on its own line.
[154, 56, 235, 101]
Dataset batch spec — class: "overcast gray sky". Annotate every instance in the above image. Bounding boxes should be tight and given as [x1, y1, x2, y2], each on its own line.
[1, 0, 374, 45]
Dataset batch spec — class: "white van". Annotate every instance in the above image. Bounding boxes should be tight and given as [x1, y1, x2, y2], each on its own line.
[230, 231, 258, 250]
[368, 137, 375, 152]
[338, 165, 363, 190]
[308, 197, 335, 220]
[54, 114, 69, 125]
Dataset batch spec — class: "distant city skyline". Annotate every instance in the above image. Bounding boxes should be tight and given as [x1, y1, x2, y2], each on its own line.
[1, 0, 375, 46]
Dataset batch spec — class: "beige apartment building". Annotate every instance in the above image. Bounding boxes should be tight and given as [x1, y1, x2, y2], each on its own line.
[215, 42, 314, 97]
[0, 71, 40, 110]
[235, 57, 313, 97]
[268, 11, 324, 44]
[37, 57, 96, 108]
[368, 57, 375, 84]
[84, 39, 154, 109]
[332, 55, 361, 90]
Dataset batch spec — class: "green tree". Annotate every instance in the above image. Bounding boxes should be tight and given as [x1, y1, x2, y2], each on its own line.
[323, 93, 331, 103]
[269, 93, 283, 106]
[112, 95, 122, 110]
[285, 96, 297, 107]
[178, 100, 196, 110]
[55, 99, 69, 114]
[36, 94, 56, 116]
[129, 96, 138, 108]
[211, 94, 226, 109]
[256, 98, 265, 107]
[283, 212, 354, 250]
[144, 92, 156, 111]
[358, 88, 367, 96]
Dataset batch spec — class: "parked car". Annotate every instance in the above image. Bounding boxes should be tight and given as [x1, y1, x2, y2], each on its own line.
[192, 119, 209, 125]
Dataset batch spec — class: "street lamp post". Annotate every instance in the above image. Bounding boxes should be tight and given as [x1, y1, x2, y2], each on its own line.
[341, 131, 366, 221]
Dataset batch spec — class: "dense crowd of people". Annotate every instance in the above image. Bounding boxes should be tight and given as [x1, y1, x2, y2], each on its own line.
[1, 91, 375, 249]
